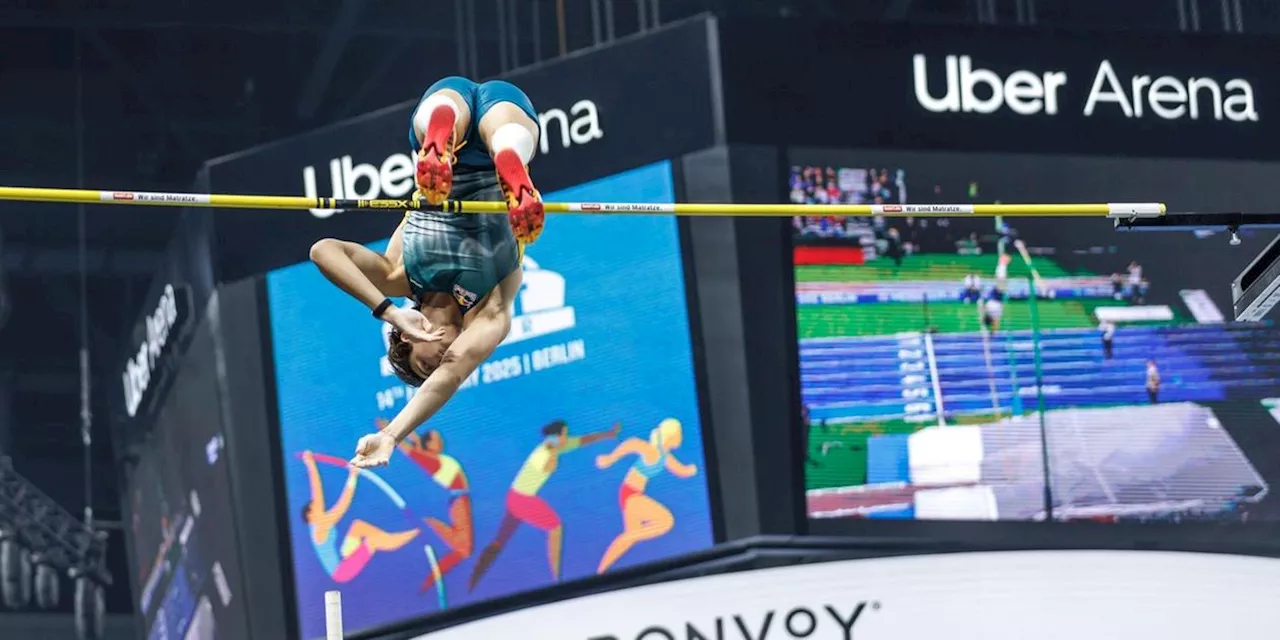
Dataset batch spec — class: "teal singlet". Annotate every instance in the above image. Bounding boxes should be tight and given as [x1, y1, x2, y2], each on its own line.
[401, 169, 522, 313]
[630, 434, 669, 479]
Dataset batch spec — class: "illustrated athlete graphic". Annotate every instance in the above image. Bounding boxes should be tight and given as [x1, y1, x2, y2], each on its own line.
[300, 451, 420, 583]
[468, 420, 621, 591]
[306, 76, 547, 470]
[376, 420, 474, 592]
[595, 418, 699, 573]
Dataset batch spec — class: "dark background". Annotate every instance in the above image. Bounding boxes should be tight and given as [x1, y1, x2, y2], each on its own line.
[7, 2, 1280, 637]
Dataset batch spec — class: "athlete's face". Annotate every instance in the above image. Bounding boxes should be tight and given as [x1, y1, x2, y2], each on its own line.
[401, 333, 455, 380]
[425, 430, 444, 453]
[664, 428, 683, 449]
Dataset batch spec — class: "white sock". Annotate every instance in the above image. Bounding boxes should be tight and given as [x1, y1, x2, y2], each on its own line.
[412, 94, 461, 143]
[488, 122, 537, 164]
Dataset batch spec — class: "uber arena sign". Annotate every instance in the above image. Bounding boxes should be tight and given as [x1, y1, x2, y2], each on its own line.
[912, 54, 1259, 122]
[121, 284, 186, 419]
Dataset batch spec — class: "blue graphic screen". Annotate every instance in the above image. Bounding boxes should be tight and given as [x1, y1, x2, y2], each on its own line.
[267, 160, 713, 638]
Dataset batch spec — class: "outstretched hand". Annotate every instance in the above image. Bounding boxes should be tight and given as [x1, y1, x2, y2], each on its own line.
[351, 432, 397, 469]
[384, 306, 446, 343]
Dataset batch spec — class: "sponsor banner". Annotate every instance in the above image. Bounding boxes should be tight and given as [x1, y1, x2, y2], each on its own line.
[115, 211, 216, 431]
[719, 16, 1280, 160]
[203, 18, 715, 280]
[421, 550, 1280, 640]
[101, 190, 212, 205]
[873, 204, 973, 215]
[570, 202, 678, 213]
[121, 283, 191, 419]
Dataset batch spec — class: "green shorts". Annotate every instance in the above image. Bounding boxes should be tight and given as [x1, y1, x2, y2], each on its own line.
[401, 169, 521, 313]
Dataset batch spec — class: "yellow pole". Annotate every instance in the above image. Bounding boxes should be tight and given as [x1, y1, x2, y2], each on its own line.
[0, 186, 1167, 218]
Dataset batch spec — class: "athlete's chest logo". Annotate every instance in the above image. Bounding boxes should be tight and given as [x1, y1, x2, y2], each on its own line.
[452, 284, 478, 308]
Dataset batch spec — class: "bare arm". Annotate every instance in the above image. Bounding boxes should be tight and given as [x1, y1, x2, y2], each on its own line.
[542, 446, 559, 473]
[377, 418, 418, 455]
[568, 423, 621, 450]
[309, 238, 410, 311]
[664, 453, 699, 479]
[382, 315, 509, 442]
[596, 438, 648, 469]
[380, 272, 518, 443]
[303, 453, 325, 510]
[328, 469, 360, 518]
[397, 436, 418, 455]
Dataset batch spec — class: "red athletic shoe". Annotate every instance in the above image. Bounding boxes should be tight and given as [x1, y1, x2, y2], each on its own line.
[414, 105, 459, 205]
[494, 148, 545, 244]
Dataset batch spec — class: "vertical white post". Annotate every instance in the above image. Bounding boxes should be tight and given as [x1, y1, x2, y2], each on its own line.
[923, 332, 947, 426]
[325, 590, 344, 640]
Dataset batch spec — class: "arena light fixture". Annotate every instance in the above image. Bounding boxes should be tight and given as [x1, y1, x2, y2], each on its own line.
[0, 457, 109, 637]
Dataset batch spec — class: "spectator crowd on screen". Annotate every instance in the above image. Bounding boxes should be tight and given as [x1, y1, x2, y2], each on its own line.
[791, 165, 913, 240]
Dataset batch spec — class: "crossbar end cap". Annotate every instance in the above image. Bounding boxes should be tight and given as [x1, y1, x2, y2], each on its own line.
[1106, 203, 1165, 220]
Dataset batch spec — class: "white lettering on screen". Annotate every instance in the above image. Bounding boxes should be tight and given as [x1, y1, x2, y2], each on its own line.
[913, 54, 1258, 123]
[122, 284, 180, 418]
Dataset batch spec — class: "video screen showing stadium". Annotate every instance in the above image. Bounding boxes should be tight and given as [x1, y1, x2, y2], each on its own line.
[791, 148, 1280, 523]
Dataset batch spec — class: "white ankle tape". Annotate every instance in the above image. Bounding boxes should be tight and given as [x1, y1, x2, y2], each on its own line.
[489, 122, 537, 164]
[413, 95, 460, 141]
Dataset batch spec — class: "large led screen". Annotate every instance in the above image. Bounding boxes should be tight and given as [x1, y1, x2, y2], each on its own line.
[125, 307, 250, 640]
[791, 149, 1280, 524]
[267, 160, 713, 638]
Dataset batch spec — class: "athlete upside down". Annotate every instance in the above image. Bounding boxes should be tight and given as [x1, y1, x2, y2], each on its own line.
[309, 77, 546, 468]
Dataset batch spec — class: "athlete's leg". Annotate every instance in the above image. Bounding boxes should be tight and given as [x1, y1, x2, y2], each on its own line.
[330, 547, 373, 583]
[596, 495, 674, 574]
[381, 215, 410, 283]
[345, 519, 419, 553]
[410, 77, 477, 205]
[468, 509, 520, 592]
[474, 80, 545, 244]
[547, 524, 564, 581]
[424, 518, 465, 553]
[420, 497, 475, 590]
[424, 496, 474, 561]
[384, 215, 409, 264]
[505, 492, 565, 580]
[446, 496, 475, 557]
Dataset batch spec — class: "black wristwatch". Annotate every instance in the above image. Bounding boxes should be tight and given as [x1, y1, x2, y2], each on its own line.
[372, 298, 395, 319]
